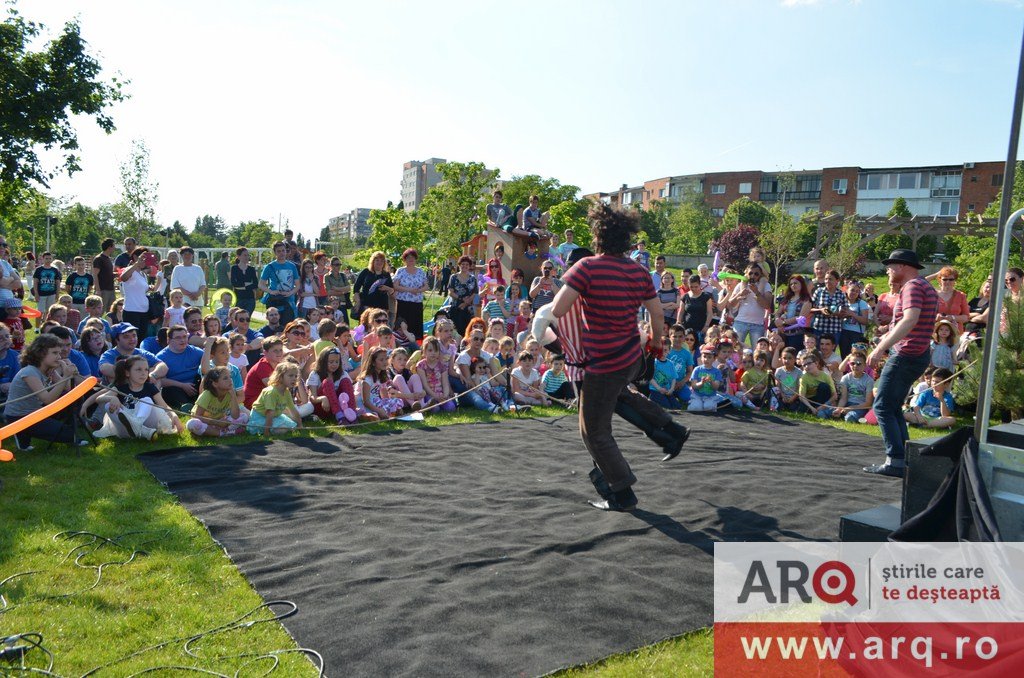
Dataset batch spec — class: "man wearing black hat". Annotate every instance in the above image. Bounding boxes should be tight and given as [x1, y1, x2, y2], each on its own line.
[864, 249, 938, 478]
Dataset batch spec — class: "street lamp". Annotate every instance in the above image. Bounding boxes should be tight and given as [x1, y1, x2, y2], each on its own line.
[45, 215, 57, 252]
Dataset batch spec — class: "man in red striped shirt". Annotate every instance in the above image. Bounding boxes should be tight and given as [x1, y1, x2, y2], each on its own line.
[865, 249, 939, 478]
[551, 205, 689, 511]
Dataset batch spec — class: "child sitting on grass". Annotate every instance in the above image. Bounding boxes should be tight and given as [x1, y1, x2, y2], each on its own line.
[797, 350, 837, 418]
[308, 346, 360, 424]
[77, 295, 112, 341]
[740, 350, 772, 409]
[389, 347, 426, 410]
[830, 352, 874, 423]
[314, 318, 338, 357]
[247, 361, 306, 435]
[541, 354, 574, 404]
[773, 347, 802, 411]
[688, 343, 726, 412]
[87, 355, 183, 441]
[187, 366, 249, 437]
[469, 356, 512, 413]
[905, 367, 956, 429]
[649, 353, 683, 410]
[359, 346, 406, 419]
[201, 336, 245, 402]
[416, 336, 456, 413]
[511, 350, 550, 406]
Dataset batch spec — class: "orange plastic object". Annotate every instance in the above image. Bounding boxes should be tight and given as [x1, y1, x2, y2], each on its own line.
[0, 376, 98, 461]
[20, 306, 42, 319]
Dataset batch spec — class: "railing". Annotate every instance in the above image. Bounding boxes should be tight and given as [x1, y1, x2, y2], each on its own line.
[758, 191, 821, 202]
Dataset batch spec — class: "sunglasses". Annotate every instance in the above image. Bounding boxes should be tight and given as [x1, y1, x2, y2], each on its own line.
[471, 336, 484, 342]
[374, 316, 389, 322]
[940, 277, 956, 282]
[1008, 277, 1020, 283]
[235, 317, 250, 322]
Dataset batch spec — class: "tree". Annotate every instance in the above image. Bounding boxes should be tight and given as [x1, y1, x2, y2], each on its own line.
[367, 204, 433, 262]
[547, 200, 591, 250]
[0, 6, 127, 213]
[119, 139, 159, 241]
[864, 197, 914, 261]
[758, 205, 803, 289]
[955, 299, 1024, 420]
[663, 193, 722, 255]
[227, 220, 276, 249]
[722, 196, 770, 230]
[711, 225, 760, 269]
[637, 200, 673, 251]
[498, 174, 587, 219]
[417, 161, 494, 258]
[823, 216, 865, 278]
[318, 225, 331, 245]
[193, 214, 226, 241]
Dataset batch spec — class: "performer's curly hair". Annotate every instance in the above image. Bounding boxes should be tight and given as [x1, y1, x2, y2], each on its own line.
[588, 203, 640, 256]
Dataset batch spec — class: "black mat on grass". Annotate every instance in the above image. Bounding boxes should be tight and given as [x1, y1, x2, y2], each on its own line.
[139, 413, 899, 676]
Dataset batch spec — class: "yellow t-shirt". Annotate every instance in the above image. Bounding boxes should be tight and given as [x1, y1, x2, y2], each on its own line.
[252, 386, 293, 418]
[314, 339, 335, 357]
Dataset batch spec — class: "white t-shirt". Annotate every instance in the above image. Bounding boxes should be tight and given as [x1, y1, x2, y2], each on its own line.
[0, 259, 16, 301]
[121, 270, 150, 313]
[170, 264, 206, 306]
[511, 366, 541, 389]
[228, 353, 249, 371]
[455, 349, 493, 368]
[733, 280, 771, 325]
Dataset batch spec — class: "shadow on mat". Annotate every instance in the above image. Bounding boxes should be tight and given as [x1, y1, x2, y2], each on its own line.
[631, 509, 715, 555]
[701, 501, 826, 542]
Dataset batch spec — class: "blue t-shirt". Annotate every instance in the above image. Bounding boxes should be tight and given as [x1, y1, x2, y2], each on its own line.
[690, 365, 722, 397]
[78, 317, 112, 339]
[67, 349, 90, 379]
[0, 348, 20, 384]
[156, 345, 205, 383]
[665, 347, 694, 381]
[140, 336, 164, 355]
[99, 347, 161, 369]
[33, 266, 60, 296]
[260, 260, 299, 306]
[650, 359, 677, 392]
[81, 351, 102, 378]
[915, 388, 955, 419]
[200, 360, 243, 390]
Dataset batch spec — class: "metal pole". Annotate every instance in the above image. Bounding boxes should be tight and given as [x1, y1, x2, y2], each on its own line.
[46, 217, 51, 251]
[975, 24, 1024, 442]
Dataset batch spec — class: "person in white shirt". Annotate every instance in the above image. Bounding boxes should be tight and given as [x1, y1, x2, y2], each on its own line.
[170, 246, 207, 307]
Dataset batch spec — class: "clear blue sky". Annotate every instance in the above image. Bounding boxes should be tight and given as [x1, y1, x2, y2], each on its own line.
[19, 0, 1024, 240]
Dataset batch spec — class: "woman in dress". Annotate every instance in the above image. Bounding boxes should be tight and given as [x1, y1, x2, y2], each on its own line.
[446, 256, 478, 336]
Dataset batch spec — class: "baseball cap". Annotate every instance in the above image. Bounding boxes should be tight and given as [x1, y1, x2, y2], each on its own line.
[110, 322, 139, 340]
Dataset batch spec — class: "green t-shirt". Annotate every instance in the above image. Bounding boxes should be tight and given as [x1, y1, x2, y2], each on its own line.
[252, 386, 293, 417]
[799, 370, 835, 399]
[193, 389, 234, 419]
[314, 339, 335, 357]
[740, 367, 769, 394]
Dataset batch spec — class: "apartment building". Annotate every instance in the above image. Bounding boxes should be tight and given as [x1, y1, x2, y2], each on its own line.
[401, 158, 446, 212]
[586, 162, 1003, 220]
[328, 208, 373, 240]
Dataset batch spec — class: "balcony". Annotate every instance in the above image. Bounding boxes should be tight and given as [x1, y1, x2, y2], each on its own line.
[931, 188, 961, 198]
[759, 191, 821, 202]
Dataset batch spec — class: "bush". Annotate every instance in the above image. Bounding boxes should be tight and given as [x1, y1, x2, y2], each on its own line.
[955, 298, 1024, 420]
[711, 225, 760, 269]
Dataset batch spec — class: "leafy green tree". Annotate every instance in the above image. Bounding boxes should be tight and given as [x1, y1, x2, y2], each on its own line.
[226, 220, 276, 249]
[955, 299, 1024, 420]
[637, 200, 673, 251]
[758, 205, 803, 289]
[722, 196, 770, 230]
[663, 193, 722, 255]
[864, 197, 913, 261]
[824, 216, 865, 278]
[193, 214, 226, 241]
[418, 161, 494, 258]
[119, 139, 158, 241]
[0, 5, 127, 214]
[547, 200, 591, 249]
[498, 174, 587, 218]
[367, 203, 433, 261]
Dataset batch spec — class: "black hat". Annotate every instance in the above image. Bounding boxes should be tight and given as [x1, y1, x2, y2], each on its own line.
[881, 248, 924, 270]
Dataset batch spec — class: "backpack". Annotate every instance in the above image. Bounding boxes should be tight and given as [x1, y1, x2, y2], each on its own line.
[147, 292, 165, 320]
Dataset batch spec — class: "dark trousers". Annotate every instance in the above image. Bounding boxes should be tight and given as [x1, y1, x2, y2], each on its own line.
[236, 298, 256, 315]
[268, 300, 295, 325]
[162, 378, 200, 411]
[580, 356, 672, 492]
[873, 351, 931, 462]
[545, 382, 576, 401]
[123, 310, 150, 333]
[839, 329, 866, 359]
[7, 413, 76, 447]
[396, 300, 424, 339]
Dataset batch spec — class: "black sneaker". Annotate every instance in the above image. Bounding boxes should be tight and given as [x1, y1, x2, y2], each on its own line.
[660, 421, 691, 462]
[588, 487, 638, 512]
